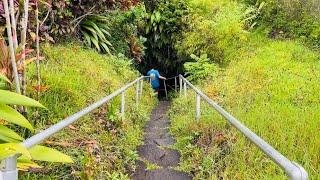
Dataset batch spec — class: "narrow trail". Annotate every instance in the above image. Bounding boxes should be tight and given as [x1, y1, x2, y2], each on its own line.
[132, 101, 191, 180]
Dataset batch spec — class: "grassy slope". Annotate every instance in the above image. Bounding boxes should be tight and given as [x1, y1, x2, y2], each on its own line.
[169, 34, 320, 179]
[22, 43, 156, 179]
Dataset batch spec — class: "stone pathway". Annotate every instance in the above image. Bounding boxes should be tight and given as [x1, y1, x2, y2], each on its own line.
[132, 101, 191, 180]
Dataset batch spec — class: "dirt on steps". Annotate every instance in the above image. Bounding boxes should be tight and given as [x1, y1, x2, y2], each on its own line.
[132, 101, 192, 180]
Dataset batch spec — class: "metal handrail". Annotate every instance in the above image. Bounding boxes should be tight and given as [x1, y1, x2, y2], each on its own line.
[1, 76, 147, 180]
[178, 75, 308, 180]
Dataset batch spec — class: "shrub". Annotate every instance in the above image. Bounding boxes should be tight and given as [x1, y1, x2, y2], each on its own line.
[176, 0, 248, 65]
[106, 5, 146, 62]
[184, 54, 217, 82]
[80, 15, 113, 54]
[242, 0, 320, 48]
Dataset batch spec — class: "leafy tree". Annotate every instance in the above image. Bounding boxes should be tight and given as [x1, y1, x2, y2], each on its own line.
[140, 0, 189, 75]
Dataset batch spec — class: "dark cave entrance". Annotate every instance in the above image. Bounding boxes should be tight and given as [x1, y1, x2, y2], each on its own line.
[135, 57, 185, 99]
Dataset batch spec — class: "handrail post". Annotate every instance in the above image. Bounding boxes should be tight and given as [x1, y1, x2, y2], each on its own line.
[139, 78, 143, 100]
[179, 76, 182, 95]
[183, 81, 187, 97]
[164, 80, 168, 99]
[196, 93, 201, 121]
[136, 81, 140, 104]
[0, 156, 18, 180]
[121, 92, 125, 118]
[174, 77, 177, 92]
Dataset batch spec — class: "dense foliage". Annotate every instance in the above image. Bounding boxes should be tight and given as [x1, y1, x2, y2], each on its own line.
[183, 54, 217, 82]
[1, 0, 320, 178]
[176, 0, 247, 66]
[140, 0, 189, 75]
[242, 0, 320, 48]
[106, 5, 146, 61]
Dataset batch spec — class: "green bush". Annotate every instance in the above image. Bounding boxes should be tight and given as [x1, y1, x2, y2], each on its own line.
[242, 0, 320, 48]
[80, 15, 113, 54]
[106, 5, 147, 60]
[176, 0, 248, 65]
[184, 54, 217, 83]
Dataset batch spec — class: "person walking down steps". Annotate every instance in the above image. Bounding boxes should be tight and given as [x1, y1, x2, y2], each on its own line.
[147, 67, 166, 97]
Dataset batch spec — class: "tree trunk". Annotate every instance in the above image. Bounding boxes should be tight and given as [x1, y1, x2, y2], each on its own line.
[35, 1, 40, 100]
[21, 0, 30, 96]
[3, 0, 21, 94]
[9, 0, 18, 49]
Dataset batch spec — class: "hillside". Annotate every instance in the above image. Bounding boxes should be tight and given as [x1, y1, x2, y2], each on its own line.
[1, 0, 320, 179]
[22, 43, 156, 179]
[167, 0, 320, 177]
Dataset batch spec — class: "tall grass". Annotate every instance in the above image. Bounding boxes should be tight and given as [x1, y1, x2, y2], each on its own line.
[169, 34, 320, 179]
[23, 43, 156, 179]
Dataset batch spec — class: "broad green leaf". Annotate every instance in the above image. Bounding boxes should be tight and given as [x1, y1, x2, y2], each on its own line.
[91, 38, 101, 52]
[258, 2, 266, 11]
[0, 90, 45, 108]
[17, 156, 42, 171]
[146, 24, 151, 34]
[104, 39, 113, 47]
[159, 24, 164, 33]
[29, 145, 73, 163]
[0, 143, 31, 160]
[0, 125, 23, 141]
[155, 11, 161, 22]
[100, 28, 111, 37]
[81, 30, 92, 47]
[91, 31, 99, 42]
[0, 133, 19, 143]
[95, 23, 110, 31]
[82, 25, 97, 35]
[101, 43, 111, 55]
[151, 14, 155, 24]
[83, 21, 105, 40]
[88, 21, 106, 41]
[0, 73, 11, 84]
[0, 104, 34, 130]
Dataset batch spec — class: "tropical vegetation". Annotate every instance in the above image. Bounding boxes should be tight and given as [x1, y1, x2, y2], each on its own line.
[1, 0, 319, 179]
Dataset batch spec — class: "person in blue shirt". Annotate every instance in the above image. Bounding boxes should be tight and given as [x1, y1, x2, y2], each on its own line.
[147, 67, 166, 91]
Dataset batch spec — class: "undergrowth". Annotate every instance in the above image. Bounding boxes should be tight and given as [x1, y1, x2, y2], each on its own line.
[22, 43, 156, 179]
[169, 34, 320, 179]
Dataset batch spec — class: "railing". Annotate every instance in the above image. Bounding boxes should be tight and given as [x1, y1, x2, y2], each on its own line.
[0, 75, 309, 179]
[0, 76, 147, 180]
[178, 75, 308, 180]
